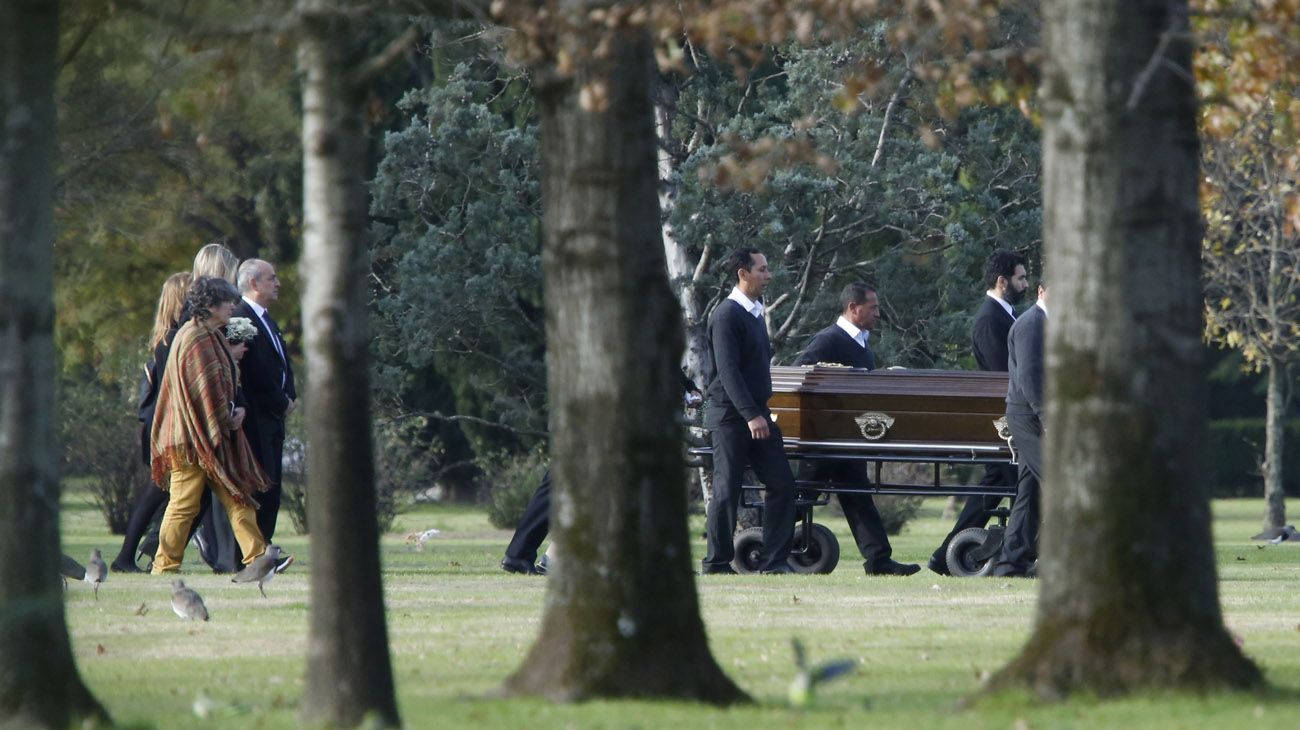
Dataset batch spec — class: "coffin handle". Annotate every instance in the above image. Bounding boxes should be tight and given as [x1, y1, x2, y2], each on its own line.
[993, 416, 1019, 465]
[854, 412, 895, 441]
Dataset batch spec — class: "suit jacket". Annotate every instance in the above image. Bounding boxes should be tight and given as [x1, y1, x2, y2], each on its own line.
[1006, 304, 1046, 417]
[792, 324, 875, 370]
[232, 301, 297, 420]
[972, 296, 1015, 372]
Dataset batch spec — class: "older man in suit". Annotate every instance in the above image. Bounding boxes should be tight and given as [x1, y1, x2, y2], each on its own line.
[930, 250, 1029, 574]
[793, 282, 919, 575]
[990, 282, 1047, 578]
[234, 259, 297, 543]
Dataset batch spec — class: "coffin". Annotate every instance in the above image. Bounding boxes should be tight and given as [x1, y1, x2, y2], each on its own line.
[769, 366, 1012, 458]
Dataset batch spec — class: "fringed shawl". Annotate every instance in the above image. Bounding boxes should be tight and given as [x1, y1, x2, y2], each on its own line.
[150, 318, 269, 503]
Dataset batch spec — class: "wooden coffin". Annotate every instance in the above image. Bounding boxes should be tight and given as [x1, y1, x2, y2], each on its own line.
[768, 366, 1012, 457]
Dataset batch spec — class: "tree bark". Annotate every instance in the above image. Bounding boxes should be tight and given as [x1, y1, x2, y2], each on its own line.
[0, 1, 110, 726]
[1262, 362, 1285, 530]
[988, 0, 1262, 697]
[503, 11, 745, 705]
[298, 2, 400, 726]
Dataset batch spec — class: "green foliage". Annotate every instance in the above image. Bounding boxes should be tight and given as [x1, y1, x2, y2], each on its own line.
[369, 60, 546, 458]
[1207, 419, 1300, 498]
[58, 373, 144, 534]
[481, 449, 548, 530]
[667, 40, 1042, 367]
[875, 494, 924, 535]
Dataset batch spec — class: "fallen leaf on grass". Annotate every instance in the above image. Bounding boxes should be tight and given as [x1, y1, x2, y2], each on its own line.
[135, 603, 149, 616]
[95, 644, 106, 655]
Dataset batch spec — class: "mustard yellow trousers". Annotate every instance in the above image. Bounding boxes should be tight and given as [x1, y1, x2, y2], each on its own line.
[152, 462, 266, 574]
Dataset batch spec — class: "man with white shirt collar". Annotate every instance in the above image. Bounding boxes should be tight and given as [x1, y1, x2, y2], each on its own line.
[701, 247, 797, 575]
[233, 259, 297, 542]
[930, 250, 1028, 574]
[792, 282, 920, 575]
[991, 281, 1048, 578]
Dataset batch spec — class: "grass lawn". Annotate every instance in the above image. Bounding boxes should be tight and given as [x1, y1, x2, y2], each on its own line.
[59, 495, 1300, 729]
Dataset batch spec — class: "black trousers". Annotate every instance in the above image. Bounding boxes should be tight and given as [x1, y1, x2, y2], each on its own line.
[798, 459, 892, 563]
[994, 411, 1042, 574]
[247, 412, 285, 542]
[930, 463, 1015, 565]
[703, 417, 795, 571]
[505, 470, 552, 563]
[112, 483, 211, 569]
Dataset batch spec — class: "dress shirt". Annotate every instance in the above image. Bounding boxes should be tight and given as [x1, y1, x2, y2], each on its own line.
[726, 287, 764, 318]
[835, 315, 870, 348]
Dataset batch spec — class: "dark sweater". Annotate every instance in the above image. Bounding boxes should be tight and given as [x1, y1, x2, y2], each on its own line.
[793, 324, 875, 370]
[705, 300, 772, 424]
[972, 296, 1015, 372]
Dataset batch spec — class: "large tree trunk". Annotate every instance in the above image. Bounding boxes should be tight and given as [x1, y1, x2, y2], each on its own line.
[503, 12, 745, 705]
[0, 1, 110, 726]
[1262, 362, 1286, 530]
[298, 3, 400, 726]
[988, 0, 1261, 697]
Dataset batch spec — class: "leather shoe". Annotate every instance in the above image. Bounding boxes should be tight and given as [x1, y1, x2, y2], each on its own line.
[110, 559, 144, 574]
[501, 556, 539, 575]
[760, 563, 797, 575]
[990, 564, 1030, 578]
[927, 555, 950, 576]
[699, 563, 738, 575]
[864, 558, 921, 576]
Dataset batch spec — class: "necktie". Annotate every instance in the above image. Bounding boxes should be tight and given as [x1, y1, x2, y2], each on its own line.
[263, 313, 287, 387]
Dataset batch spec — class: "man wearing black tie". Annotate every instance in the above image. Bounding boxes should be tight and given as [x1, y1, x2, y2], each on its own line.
[234, 259, 297, 542]
[929, 250, 1028, 574]
[793, 283, 920, 575]
[991, 282, 1047, 578]
[701, 247, 796, 575]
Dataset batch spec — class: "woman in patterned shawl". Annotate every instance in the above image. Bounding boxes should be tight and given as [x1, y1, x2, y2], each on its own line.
[150, 276, 271, 574]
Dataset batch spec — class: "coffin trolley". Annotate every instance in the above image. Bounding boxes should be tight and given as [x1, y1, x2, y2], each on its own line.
[692, 365, 1020, 576]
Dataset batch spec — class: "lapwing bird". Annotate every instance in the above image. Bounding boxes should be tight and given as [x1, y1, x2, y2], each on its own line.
[171, 580, 209, 621]
[84, 548, 107, 600]
[231, 545, 292, 598]
[60, 554, 86, 589]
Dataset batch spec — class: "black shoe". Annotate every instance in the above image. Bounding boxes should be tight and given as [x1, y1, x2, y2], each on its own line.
[110, 559, 144, 574]
[501, 556, 539, 575]
[927, 555, 950, 576]
[1025, 560, 1039, 578]
[535, 554, 550, 575]
[864, 558, 921, 576]
[760, 563, 797, 575]
[990, 564, 1029, 578]
[699, 563, 738, 575]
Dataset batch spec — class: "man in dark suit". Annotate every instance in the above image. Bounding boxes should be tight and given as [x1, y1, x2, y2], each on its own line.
[234, 259, 297, 543]
[991, 282, 1047, 577]
[700, 247, 797, 575]
[792, 282, 919, 576]
[929, 250, 1029, 574]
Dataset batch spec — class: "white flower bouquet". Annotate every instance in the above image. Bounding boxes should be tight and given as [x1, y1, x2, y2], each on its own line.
[226, 317, 258, 344]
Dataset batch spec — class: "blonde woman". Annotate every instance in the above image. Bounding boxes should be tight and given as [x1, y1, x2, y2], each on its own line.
[111, 272, 192, 572]
[192, 241, 239, 283]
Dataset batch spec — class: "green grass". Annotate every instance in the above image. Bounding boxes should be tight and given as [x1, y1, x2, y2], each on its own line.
[59, 496, 1300, 729]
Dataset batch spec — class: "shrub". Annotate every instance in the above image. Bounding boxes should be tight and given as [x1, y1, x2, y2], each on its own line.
[59, 375, 144, 534]
[482, 448, 549, 529]
[1206, 419, 1300, 498]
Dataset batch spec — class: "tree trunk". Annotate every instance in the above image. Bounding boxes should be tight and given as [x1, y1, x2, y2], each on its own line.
[1262, 362, 1286, 530]
[0, 2, 110, 726]
[298, 3, 400, 726]
[503, 14, 745, 705]
[988, 0, 1261, 697]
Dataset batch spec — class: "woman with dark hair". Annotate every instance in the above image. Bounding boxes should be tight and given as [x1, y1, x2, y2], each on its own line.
[149, 276, 275, 573]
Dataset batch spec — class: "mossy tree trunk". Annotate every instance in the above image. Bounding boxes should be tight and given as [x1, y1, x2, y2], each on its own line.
[298, 2, 400, 726]
[502, 8, 745, 705]
[0, 1, 110, 726]
[987, 0, 1261, 697]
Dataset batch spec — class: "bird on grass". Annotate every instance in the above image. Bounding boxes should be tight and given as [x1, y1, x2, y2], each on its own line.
[171, 580, 209, 621]
[788, 638, 857, 708]
[60, 554, 86, 590]
[1270, 526, 1300, 544]
[231, 545, 293, 598]
[84, 548, 107, 600]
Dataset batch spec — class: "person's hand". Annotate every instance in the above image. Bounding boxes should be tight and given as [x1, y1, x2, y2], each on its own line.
[231, 406, 246, 430]
[231, 342, 248, 361]
[285, 399, 297, 417]
[747, 415, 770, 440]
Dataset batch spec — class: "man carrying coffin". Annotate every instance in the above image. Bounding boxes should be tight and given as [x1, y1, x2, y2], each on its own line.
[700, 247, 797, 575]
[792, 282, 921, 576]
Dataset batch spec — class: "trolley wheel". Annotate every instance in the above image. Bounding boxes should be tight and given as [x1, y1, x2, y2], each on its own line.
[731, 527, 765, 574]
[788, 523, 840, 574]
[946, 527, 998, 577]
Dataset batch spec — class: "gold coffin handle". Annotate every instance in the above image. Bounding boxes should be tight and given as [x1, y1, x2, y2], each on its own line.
[993, 416, 1019, 465]
[854, 412, 895, 441]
